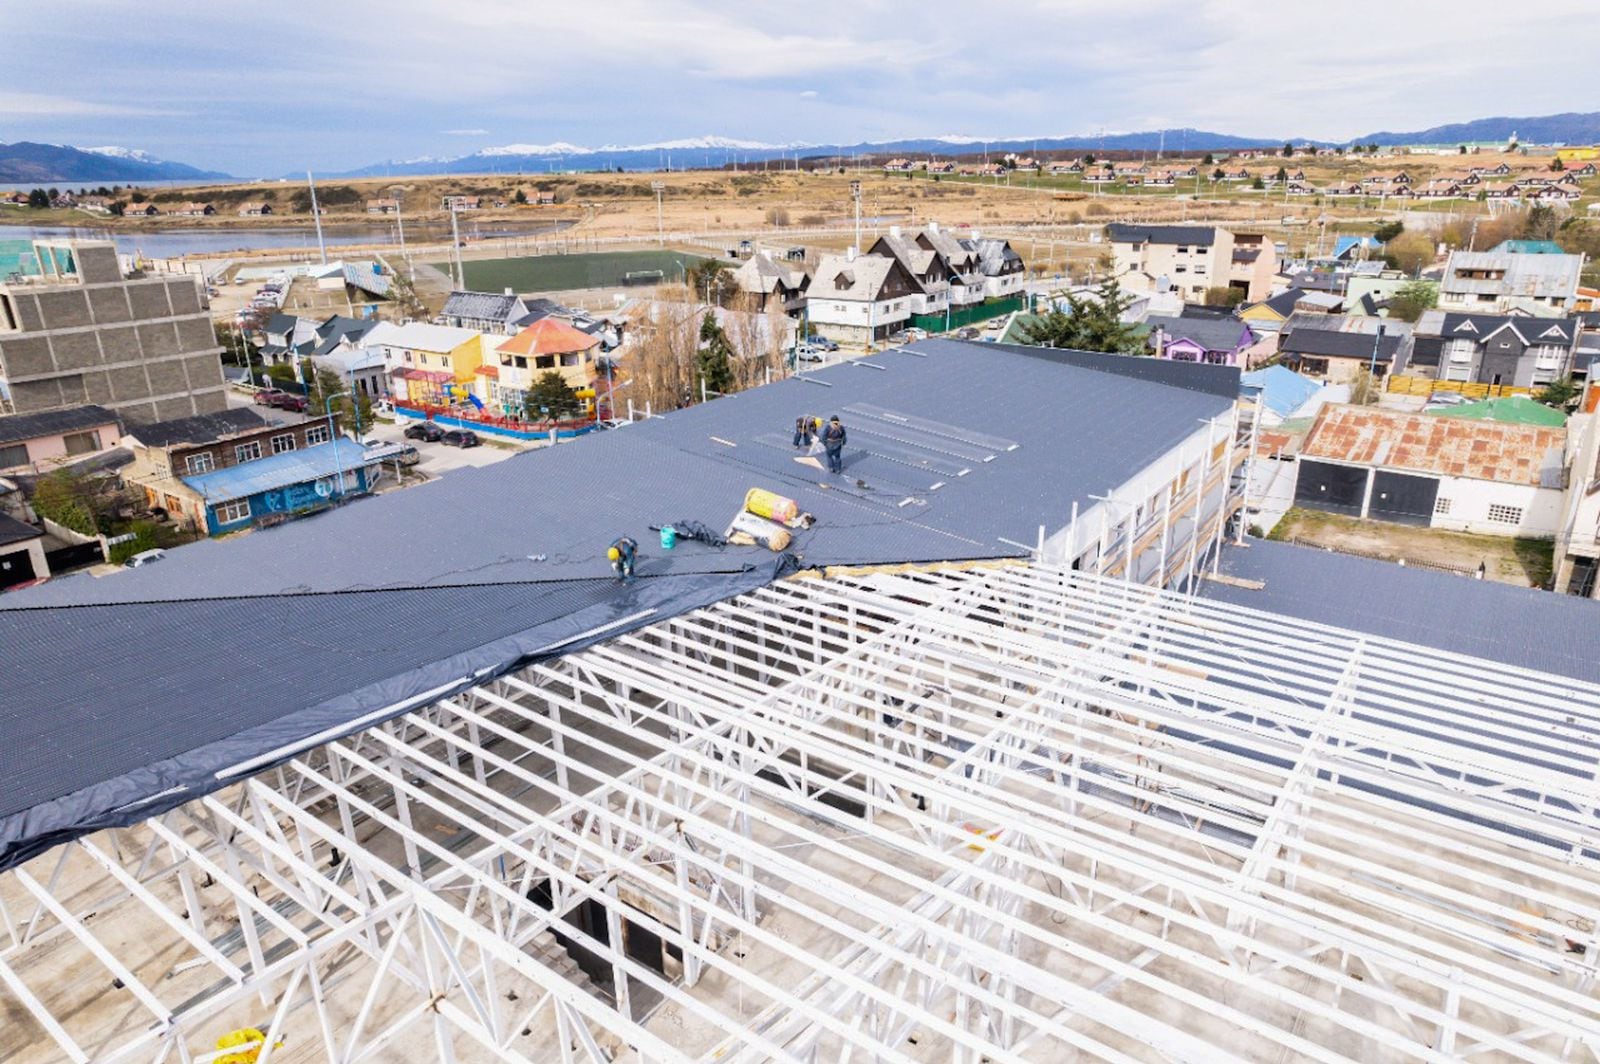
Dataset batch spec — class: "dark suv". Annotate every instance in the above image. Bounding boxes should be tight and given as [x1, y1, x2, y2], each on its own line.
[441, 429, 481, 448]
[404, 421, 447, 442]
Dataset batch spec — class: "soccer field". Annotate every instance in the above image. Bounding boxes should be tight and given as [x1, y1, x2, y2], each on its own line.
[431, 250, 713, 293]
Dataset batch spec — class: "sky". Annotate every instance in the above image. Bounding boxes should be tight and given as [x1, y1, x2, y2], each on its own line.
[2, 0, 1594, 176]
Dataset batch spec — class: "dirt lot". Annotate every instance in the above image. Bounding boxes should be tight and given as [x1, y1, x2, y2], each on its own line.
[1268, 507, 1554, 587]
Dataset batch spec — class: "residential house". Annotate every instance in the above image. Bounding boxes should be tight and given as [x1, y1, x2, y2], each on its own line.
[1218, 168, 1252, 182]
[1239, 365, 1330, 427]
[1283, 181, 1317, 196]
[974, 163, 1007, 178]
[441, 195, 481, 211]
[259, 312, 318, 366]
[121, 408, 352, 533]
[1240, 288, 1348, 334]
[0, 512, 47, 591]
[805, 250, 920, 344]
[1, 192, 27, 206]
[1278, 317, 1407, 382]
[882, 158, 915, 173]
[1084, 170, 1118, 185]
[1229, 234, 1279, 301]
[1294, 404, 1565, 536]
[925, 161, 956, 175]
[1480, 181, 1523, 201]
[1438, 248, 1583, 315]
[1047, 161, 1082, 175]
[1360, 171, 1412, 189]
[1106, 224, 1272, 303]
[1166, 165, 1199, 178]
[237, 202, 273, 216]
[1007, 155, 1041, 172]
[438, 290, 536, 334]
[169, 203, 216, 217]
[0, 404, 122, 473]
[1469, 162, 1512, 177]
[1405, 311, 1579, 387]
[1554, 406, 1600, 595]
[362, 322, 484, 405]
[122, 203, 160, 217]
[1144, 315, 1257, 366]
[1144, 172, 1176, 188]
[730, 252, 810, 315]
[1323, 181, 1365, 197]
[967, 237, 1027, 300]
[304, 316, 382, 396]
[1532, 184, 1582, 203]
[77, 196, 113, 215]
[485, 317, 602, 416]
[869, 228, 952, 317]
[366, 199, 400, 214]
[1567, 161, 1597, 177]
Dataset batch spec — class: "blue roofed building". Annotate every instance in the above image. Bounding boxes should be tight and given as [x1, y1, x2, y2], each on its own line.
[182, 438, 384, 534]
[1239, 365, 1324, 425]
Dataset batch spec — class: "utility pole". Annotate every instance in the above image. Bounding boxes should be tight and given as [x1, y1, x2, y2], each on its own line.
[849, 180, 862, 254]
[651, 181, 666, 247]
[394, 192, 411, 280]
[449, 205, 464, 288]
[306, 171, 327, 265]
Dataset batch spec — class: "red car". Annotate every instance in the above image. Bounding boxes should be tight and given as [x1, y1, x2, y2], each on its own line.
[253, 388, 291, 406]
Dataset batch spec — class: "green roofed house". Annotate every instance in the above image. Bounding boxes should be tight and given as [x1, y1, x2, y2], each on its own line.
[1428, 394, 1567, 426]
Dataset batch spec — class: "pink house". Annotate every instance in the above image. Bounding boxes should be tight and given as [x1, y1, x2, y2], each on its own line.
[0, 404, 124, 473]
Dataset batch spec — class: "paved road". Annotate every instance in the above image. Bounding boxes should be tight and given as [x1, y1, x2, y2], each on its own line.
[363, 419, 534, 478]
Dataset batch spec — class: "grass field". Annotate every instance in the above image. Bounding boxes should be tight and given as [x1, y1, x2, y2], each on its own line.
[431, 250, 713, 293]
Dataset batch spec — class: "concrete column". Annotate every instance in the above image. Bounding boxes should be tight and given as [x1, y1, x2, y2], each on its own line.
[1358, 467, 1376, 520]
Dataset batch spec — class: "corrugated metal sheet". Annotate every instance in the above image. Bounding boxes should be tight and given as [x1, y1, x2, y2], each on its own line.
[1302, 405, 1564, 486]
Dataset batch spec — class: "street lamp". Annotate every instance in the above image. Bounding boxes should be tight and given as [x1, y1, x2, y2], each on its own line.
[849, 180, 862, 253]
[323, 391, 349, 498]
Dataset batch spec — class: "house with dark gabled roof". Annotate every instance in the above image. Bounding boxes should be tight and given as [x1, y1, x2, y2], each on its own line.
[730, 252, 810, 315]
[806, 250, 920, 344]
[1405, 310, 1580, 388]
[438, 290, 535, 334]
[1278, 317, 1408, 382]
[0, 404, 123, 474]
[1144, 315, 1257, 367]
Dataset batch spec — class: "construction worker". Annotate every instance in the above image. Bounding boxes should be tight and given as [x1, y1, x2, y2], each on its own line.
[607, 536, 638, 583]
[793, 415, 812, 449]
[821, 415, 847, 474]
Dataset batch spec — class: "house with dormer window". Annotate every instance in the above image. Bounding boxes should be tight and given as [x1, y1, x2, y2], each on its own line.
[1406, 311, 1581, 387]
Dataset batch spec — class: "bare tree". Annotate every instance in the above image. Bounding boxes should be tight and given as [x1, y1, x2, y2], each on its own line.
[627, 301, 701, 413]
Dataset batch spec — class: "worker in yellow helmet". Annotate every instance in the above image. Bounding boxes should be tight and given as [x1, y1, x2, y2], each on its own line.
[607, 536, 638, 583]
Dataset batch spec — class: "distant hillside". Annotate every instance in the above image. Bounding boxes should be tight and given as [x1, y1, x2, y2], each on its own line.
[332, 128, 1294, 177]
[0, 142, 230, 183]
[1358, 112, 1600, 147]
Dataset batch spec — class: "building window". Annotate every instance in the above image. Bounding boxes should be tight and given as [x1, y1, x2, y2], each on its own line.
[0, 442, 28, 468]
[1434, 497, 1452, 516]
[1487, 504, 1523, 525]
[215, 499, 251, 524]
[270, 433, 296, 455]
[305, 424, 331, 446]
[234, 441, 262, 463]
[62, 430, 101, 456]
[185, 452, 215, 474]
[535, 355, 555, 369]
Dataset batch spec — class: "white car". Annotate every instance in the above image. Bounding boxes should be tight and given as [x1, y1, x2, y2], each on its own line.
[794, 344, 827, 363]
[125, 549, 167, 568]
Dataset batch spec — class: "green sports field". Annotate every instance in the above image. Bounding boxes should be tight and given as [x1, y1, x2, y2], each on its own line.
[431, 250, 713, 293]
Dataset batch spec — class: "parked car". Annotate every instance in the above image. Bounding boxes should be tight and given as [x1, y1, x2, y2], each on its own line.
[379, 443, 421, 466]
[955, 327, 981, 340]
[806, 335, 839, 352]
[404, 420, 447, 442]
[253, 388, 290, 406]
[904, 327, 930, 342]
[441, 429, 481, 448]
[887, 330, 910, 345]
[125, 549, 166, 568]
[272, 393, 308, 413]
[794, 344, 827, 364]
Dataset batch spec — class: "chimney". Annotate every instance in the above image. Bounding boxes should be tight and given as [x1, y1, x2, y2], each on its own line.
[846, 245, 857, 262]
[889, 225, 901, 238]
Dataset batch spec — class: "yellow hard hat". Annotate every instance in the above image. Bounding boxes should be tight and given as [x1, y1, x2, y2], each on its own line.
[607, 547, 620, 561]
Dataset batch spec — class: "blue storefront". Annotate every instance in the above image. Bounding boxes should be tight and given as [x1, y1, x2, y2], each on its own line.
[183, 440, 383, 535]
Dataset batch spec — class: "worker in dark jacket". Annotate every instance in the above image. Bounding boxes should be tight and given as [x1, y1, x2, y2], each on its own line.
[607, 536, 638, 583]
[821, 415, 847, 474]
[793, 415, 812, 449]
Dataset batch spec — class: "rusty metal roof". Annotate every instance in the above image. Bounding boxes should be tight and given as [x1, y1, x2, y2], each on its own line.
[1302, 404, 1566, 486]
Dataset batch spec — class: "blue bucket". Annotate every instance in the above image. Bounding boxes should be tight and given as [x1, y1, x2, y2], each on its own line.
[660, 525, 677, 550]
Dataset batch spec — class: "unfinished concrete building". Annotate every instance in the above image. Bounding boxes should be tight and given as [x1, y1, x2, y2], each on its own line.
[0, 240, 226, 423]
[3, 340, 1595, 1062]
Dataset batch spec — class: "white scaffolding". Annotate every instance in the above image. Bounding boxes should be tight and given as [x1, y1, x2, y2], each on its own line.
[3, 562, 1599, 1062]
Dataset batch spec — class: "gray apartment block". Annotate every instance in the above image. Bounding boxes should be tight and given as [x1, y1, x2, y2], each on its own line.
[0, 241, 226, 424]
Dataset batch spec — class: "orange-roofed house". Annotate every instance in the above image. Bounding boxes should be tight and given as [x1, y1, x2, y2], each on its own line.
[487, 317, 602, 415]
[1293, 404, 1566, 537]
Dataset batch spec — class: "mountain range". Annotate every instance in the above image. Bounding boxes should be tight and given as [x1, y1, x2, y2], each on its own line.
[0, 142, 231, 184]
[5, 112, 1599, 184]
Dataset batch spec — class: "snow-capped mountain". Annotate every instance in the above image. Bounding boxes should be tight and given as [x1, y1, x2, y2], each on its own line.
[0, 141, 230, 183]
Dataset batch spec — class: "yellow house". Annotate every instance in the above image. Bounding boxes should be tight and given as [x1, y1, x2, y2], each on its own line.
[372, 322, 484, 406]
[482, 317, 602, 416]
[1239, 288, 1307, 335]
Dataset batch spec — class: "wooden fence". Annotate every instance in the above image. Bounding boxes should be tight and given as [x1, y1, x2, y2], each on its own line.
[1386, 375, 1531, 400]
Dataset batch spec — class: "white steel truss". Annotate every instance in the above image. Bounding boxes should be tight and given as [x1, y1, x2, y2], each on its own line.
[3, 561, 1600, 1062]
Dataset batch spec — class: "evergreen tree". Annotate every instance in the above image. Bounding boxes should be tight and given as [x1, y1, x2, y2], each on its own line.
[526, 371, 582, 419]
[697, 313, 736, 396]
[1017, 278, 1143, 355]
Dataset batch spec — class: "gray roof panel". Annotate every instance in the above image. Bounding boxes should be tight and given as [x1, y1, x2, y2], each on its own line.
[0, 405, 120, 445]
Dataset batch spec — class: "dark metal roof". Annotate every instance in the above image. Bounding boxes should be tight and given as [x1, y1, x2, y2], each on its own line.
[1106, 223, 1217, 247]
[0, 339, 1238, 869]
[1431, 313, 1578, 345]
[0, 405, 120, 446]
[1280, 326, 1403, 362]
[441, 290, 527, 323]
[122, 408, 274, 445]
[1145, 314, 1253, 353]
[0, 512, 41, 547]
[1202, 539, 1600, 685]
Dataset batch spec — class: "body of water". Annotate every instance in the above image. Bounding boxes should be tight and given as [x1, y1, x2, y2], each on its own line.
[0, 220, 574, 259]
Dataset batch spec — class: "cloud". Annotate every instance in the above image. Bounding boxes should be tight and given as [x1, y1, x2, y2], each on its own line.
[442, 128, 489, 136]
[0, 92, 184, 118]
[799, 91, 819, 100]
